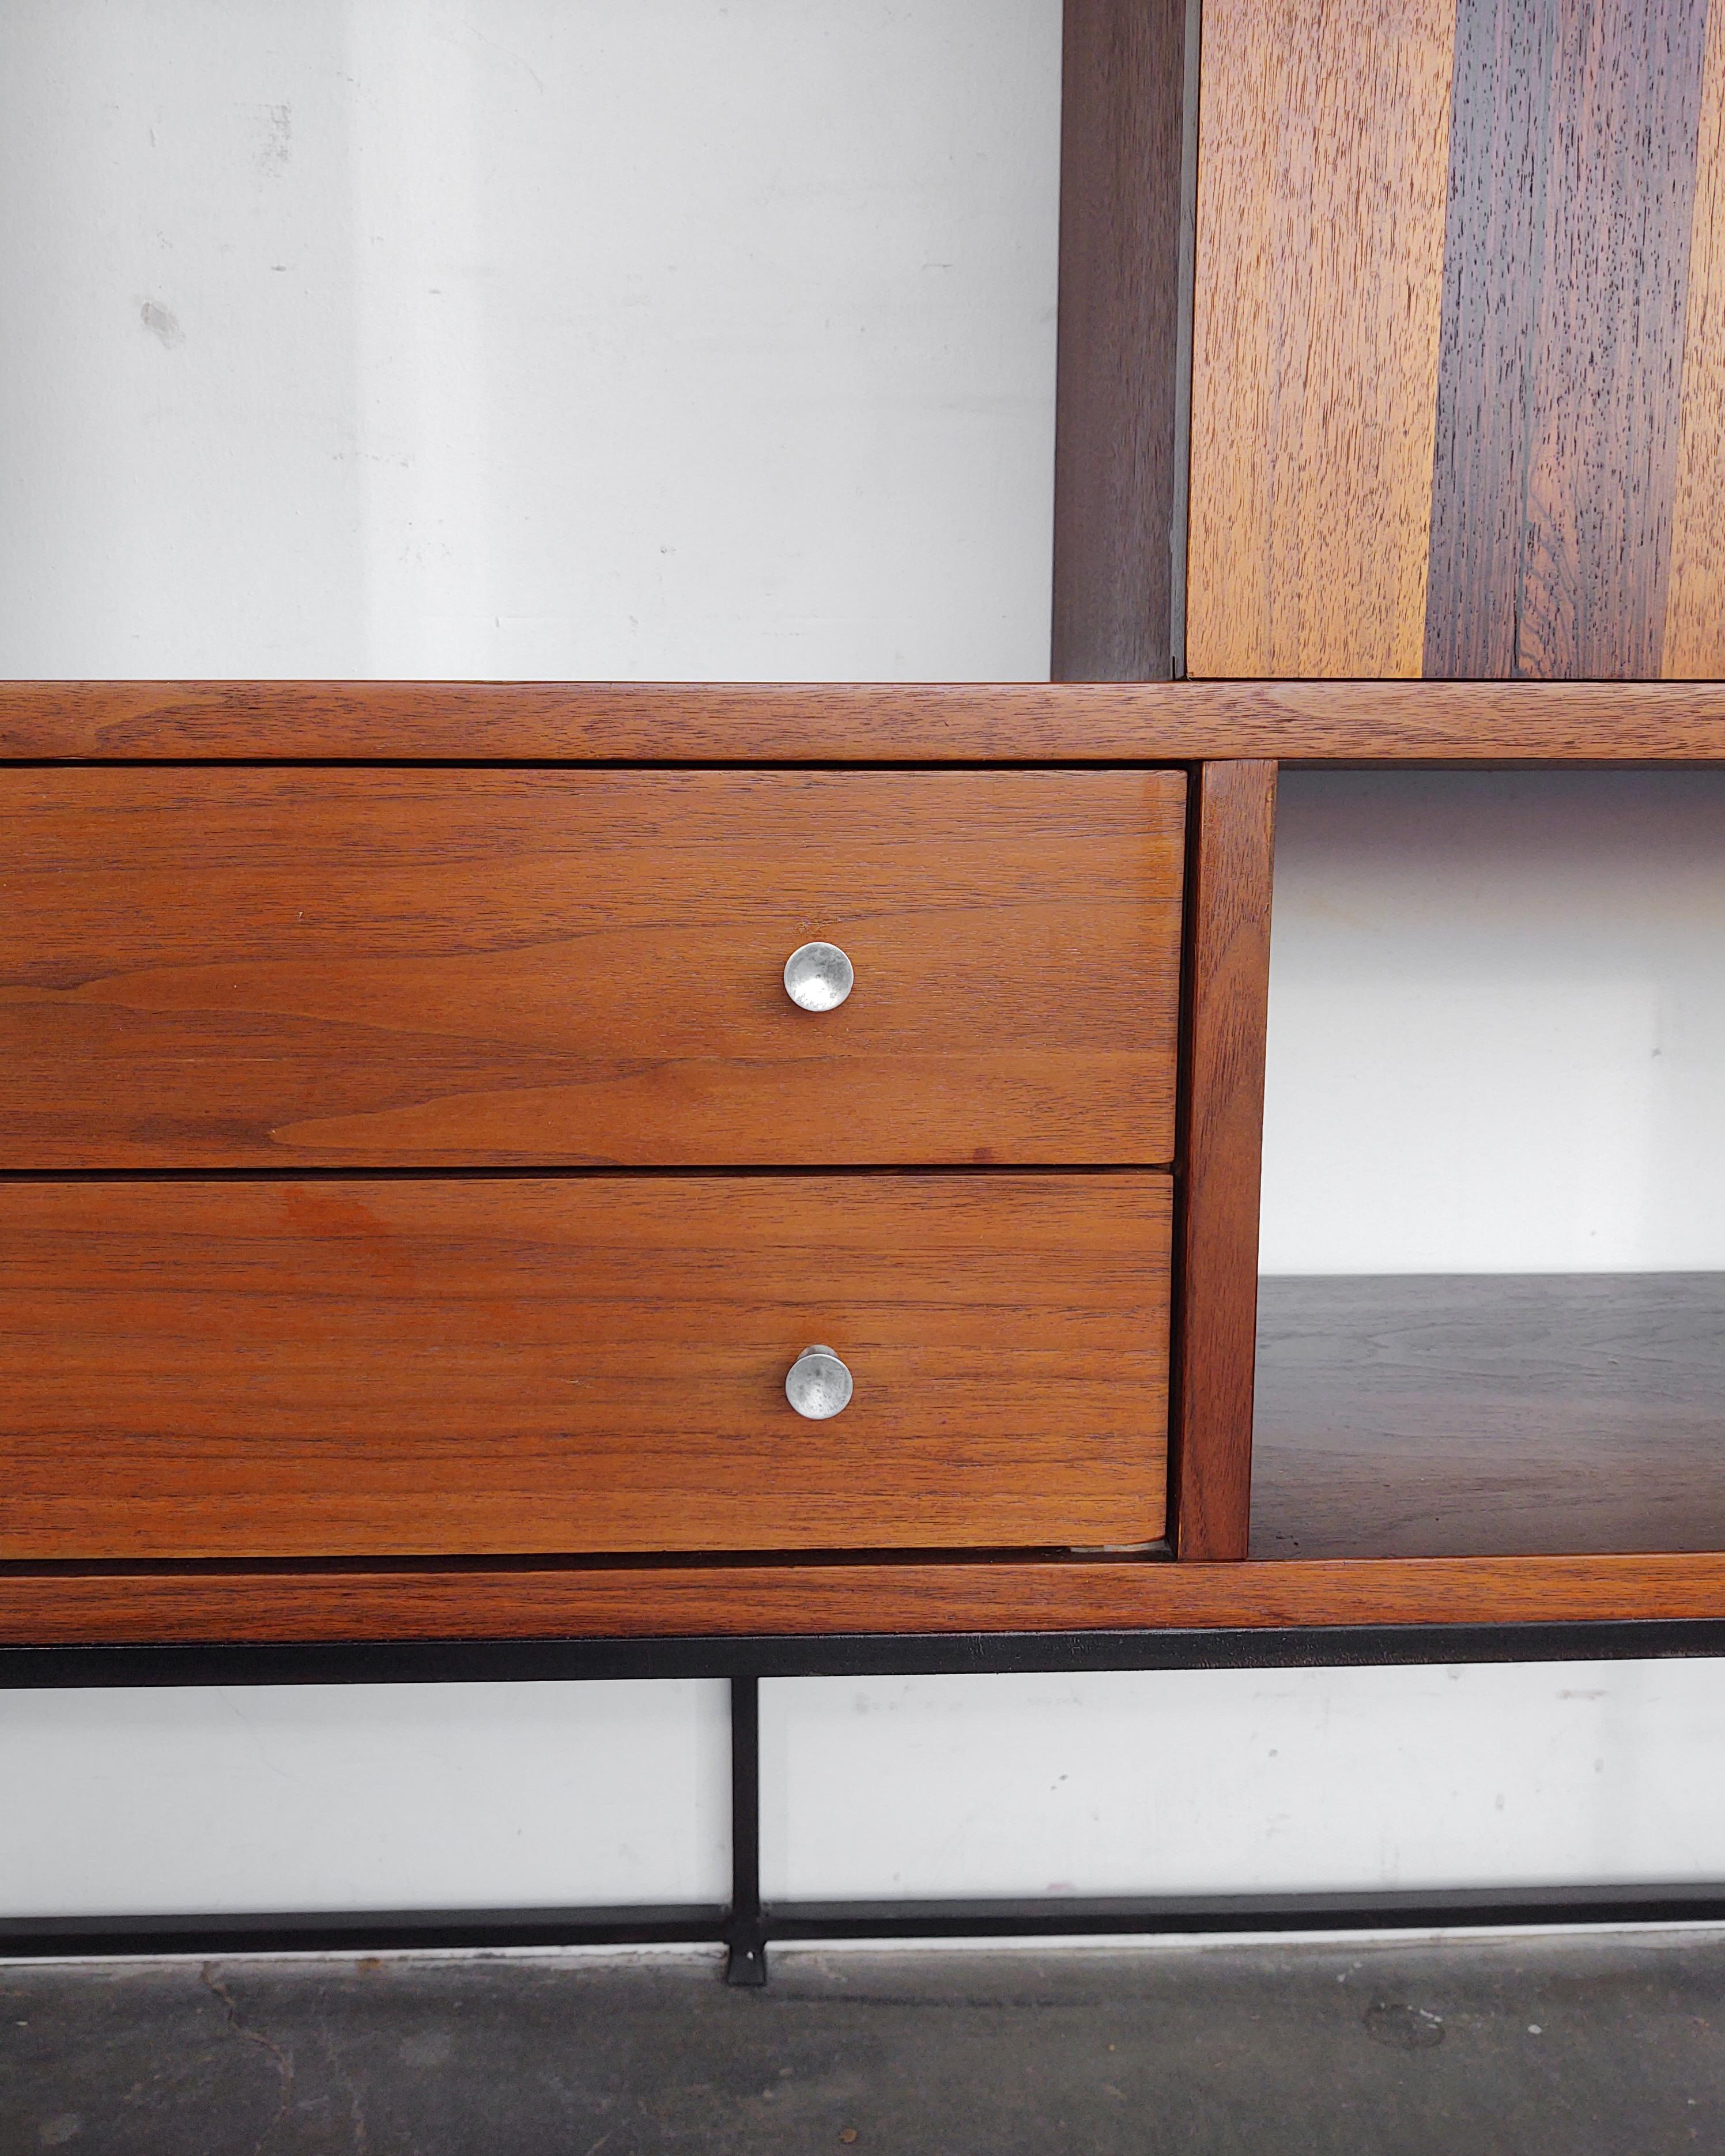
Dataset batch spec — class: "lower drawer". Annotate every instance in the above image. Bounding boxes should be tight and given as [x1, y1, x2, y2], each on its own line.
[0, 1175, 1170, 1558]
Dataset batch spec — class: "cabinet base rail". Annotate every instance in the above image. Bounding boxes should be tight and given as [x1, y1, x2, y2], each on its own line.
[6, 1886, 1725, 1992]
[4, 1637, 1723, 1987]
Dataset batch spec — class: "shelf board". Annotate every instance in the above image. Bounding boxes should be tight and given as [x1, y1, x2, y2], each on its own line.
[1252, 1273, 1725, 1560]
[6, 678, 1725, 763]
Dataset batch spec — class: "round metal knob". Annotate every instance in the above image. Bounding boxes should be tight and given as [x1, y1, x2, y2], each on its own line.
[783, 941, 854, 1012]
[784, 1344, 853, 1420]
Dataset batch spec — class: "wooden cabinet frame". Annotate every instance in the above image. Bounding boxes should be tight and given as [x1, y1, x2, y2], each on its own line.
[3, 2, 1723, 1647]
[1, 685, 1722, 1641]
[4, 8, 1724, 1990]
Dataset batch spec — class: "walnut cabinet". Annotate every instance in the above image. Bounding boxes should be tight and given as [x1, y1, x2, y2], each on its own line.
[3, 1, 1725, 1648]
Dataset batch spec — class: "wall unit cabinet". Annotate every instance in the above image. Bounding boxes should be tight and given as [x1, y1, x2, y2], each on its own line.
[2, 2, 1724, 1657]
[0, 680, 1721, 1648]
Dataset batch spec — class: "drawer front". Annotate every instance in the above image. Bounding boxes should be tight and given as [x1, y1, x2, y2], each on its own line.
[0, 1174, 1170, 1558]
[0, 767, 1184, 1168]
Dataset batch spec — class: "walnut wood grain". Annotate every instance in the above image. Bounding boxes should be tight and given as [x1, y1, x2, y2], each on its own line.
[0, 1551, 1720, 1644]
[1253, 1274, 1725, 1560]
[0, 1173, 1170, 1560]
[1051, 0, 1188, 681]
[0, 767, 1183, 1168]
[1171, 763, 1275, 1560]
[1425, 0, 1712, 679]
[1185, 0, 1456, 677]
[7, 680, 1725, 761]
[1665, 0, 1725, 678]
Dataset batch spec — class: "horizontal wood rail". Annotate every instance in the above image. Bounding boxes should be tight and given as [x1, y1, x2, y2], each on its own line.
[6, 679, 1725, 762]
[1, 1551, 1722, 1644]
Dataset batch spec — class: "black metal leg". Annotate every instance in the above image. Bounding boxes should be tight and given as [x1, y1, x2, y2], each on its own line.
[723, 1675, 768, 1987]
[5, 1633, 1723, 1968]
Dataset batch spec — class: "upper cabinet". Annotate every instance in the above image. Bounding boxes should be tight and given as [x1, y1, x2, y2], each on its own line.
[1185, 0, 1725, 680]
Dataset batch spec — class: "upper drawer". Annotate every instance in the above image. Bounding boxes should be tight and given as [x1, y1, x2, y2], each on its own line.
[0, 767, 1184, 1169]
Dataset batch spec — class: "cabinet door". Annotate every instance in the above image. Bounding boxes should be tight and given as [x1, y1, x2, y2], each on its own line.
[1186, 0, 1725, 681]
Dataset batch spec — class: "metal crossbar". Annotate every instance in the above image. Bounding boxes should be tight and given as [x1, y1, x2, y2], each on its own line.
[3, 1624, 1723, 1983]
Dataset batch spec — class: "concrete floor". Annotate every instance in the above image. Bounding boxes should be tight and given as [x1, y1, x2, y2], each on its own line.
[1, 1930, 1721, 2154]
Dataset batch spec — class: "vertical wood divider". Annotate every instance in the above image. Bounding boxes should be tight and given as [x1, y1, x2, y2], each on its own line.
[1051, 0, 1190, 681]
[1171, 760, 1277, 1560]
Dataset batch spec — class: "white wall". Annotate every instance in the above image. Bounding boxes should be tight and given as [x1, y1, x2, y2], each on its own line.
[764, 1663, 1725, 1898]
[0, 0, 1056, 679]
[1, 0, 1721, 1922]
[1263, 769, 1725, 1274]
[1, 1683, 730, 1916]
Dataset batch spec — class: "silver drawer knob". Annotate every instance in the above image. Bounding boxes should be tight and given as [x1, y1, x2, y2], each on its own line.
[785, 1344, 853, 1420]
[783, 941, 854, 1011]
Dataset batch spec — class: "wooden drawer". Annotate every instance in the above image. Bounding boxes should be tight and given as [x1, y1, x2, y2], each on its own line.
[0, 767, 1184, 1168]
[0, 1173, 1171, 1559]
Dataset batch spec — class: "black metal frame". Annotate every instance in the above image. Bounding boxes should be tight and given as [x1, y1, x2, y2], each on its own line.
[4, 1621, 1725, 1983]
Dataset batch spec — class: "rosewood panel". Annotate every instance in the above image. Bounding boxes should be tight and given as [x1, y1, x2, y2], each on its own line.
[1420, 0, 1553, 678]
[0, 1553, 1720, 1644]
[0, 767, 1184, 1168]
[0, 1173, 1171, 1561]
[1425, 0, 1712, 679]
[1051, 0, 1188, 681]
[1516, 0, 1709, 678]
